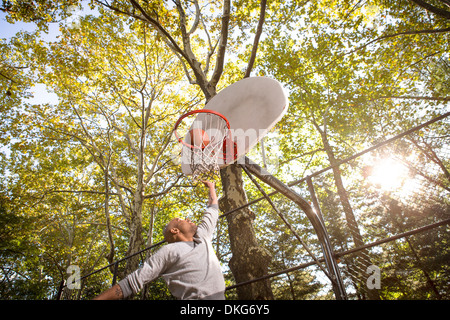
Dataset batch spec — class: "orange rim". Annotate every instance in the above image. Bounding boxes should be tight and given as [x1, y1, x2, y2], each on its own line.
[173, 109, 234, 160]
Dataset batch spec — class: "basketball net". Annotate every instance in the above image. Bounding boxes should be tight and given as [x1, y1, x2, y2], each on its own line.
[174, 110, 233, 182]
[183, 139, 222, 182]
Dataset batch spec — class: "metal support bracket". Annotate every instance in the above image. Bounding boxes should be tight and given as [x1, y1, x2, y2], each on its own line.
[242, 156, 347, 300]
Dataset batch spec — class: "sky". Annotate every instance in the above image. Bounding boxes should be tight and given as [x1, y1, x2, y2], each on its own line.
[1, 10, 59, 105]
[1, 2, 98, 105]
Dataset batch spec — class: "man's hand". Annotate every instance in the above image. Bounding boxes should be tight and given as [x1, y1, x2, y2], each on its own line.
[202, 181, 218, 206]
[202, 180, 215, 189]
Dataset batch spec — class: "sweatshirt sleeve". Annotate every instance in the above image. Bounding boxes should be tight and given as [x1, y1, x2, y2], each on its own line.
[196, 204, 219, 240]
[118, 245, 174, 299]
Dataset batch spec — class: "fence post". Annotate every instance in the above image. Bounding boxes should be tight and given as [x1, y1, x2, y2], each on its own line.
[56, 279, 66, 300]
[306, 176, 325, 225]
[112, 261, 119, 286]
[243, 156, 348, 300]
[306, 176, 348, 298]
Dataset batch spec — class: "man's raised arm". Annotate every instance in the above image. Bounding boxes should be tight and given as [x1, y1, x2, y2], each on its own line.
[202, 181, 218, 207]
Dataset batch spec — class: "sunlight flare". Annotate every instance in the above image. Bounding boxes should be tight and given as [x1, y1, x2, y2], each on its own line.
[368, 157, 409, 191]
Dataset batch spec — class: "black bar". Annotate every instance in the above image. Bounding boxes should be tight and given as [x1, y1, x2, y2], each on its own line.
[60, 240, 166, 289]
[306, 176, 326, 226]
[112, 262, 119, 286]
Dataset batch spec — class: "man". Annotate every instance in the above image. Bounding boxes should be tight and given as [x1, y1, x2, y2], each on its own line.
[94, 181, 225, 300]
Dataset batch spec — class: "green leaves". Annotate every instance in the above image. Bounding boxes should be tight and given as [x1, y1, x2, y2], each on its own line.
[1, 5, 198, 296]
[1, 0, 449, 299]
[1, 0, 82, 32]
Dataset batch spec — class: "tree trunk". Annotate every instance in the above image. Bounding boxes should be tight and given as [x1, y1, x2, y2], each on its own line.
[125, 125, 147, 274]
[124, 199, 144, 274]
[220, 164, 274, 300]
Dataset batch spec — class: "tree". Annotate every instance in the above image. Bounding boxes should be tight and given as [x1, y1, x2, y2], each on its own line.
[2, 0, 276, 299]
[407, 0, 450, 19]
[43, 13, 195, 274]
[1, 7, 198, 291]
[92, 0, 274, 298]
[2, 0, 448, 300]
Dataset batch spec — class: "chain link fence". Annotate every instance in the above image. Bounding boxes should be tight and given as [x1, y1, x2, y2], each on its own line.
[226, 112, 449, 300]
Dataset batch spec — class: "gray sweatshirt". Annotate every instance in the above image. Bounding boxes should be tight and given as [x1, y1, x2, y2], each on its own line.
[118, 204, 225, 300]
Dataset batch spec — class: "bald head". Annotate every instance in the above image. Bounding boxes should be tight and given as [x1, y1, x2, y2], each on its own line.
[163, 217, 198, 243]
[163, 219, 179, 243]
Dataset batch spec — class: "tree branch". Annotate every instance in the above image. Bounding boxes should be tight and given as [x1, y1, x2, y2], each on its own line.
[439, 0, 450, 8]
[408, 0, 450, 19]
[290, 26, 450, 82]
[210, 0, 231, 88]
[78, 222, 128, 233]
[129, 0, 188, 59]
[279, 148, 325, 166]
[376, 95, 450, 102]
[175, 0, 192, 53]
[0, 71, 18, 83]
[144, 130, 174, 184]
[44, 189, 119, 196]
[187, 0, 201, 36]
[244, 0, 267, 78]
[144, 174, 183, 199]
[352, 27, 450, 55]
[173, 0, 211, 96]
[201, 14, 219, 75]
[95, 0, 188, 61]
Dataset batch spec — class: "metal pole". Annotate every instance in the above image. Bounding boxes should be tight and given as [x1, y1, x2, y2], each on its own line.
[306, 176, 325, 226]
[306, 175, 347, 299]
[241, 164, 334, 282]
[242, 157, 347, 300]
[112, 261, 119, 286]
[56, 279, 66, 300]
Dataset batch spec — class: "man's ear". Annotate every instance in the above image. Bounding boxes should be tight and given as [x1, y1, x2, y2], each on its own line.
[170, 228, 179, 235]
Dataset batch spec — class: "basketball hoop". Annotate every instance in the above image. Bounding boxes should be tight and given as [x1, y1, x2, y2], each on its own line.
[173, 109, 236, 181]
